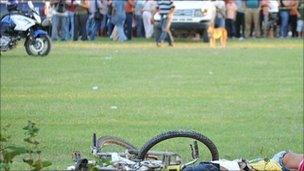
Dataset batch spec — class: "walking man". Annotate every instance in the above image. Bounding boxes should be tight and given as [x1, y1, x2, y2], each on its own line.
[152, 0, 175, 47]
[111, 0, 127, 42]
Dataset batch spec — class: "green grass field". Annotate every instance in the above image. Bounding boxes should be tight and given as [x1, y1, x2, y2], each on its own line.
[1, 38, 303, 170]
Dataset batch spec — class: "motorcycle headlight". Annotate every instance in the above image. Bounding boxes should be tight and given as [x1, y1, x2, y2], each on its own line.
[194, 9, 203, 17]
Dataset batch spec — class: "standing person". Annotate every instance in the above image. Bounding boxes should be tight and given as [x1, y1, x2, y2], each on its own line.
[261, 0, 279, 38]
[111, 0, 127, 42]
[87, 0, 102, 40]
[106, 0, 115, 36]
[244, 0, 261, 38]
[124, 0, 135, 40]
[134, 0, 145, 37]
[297, 1, 304, 38]
[50, 0, 69, 41]
[73, 0, 89, 41]
[268, 0, 279, 37]
[279, 0, 292, 38]
[66, 0, 76, 40]
[225, 0, 237, 38]
[235, 0, 245, 39]
[261, 0, 270, 37]
[152, 0, 175, 47]
[214, 0, 226, 28]
[290, 0, 299, 37]
[44, 1, 53, 36]
[142, 0, 157, 38]
[99, 0, 109, 36]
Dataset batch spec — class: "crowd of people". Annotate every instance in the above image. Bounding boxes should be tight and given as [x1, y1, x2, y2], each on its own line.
[215, 0, 304, 39]
[44, 0, 303, 44]
[44, 0, 157, 41]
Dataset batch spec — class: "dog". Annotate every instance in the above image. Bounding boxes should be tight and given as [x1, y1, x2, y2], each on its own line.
[207, 26, 228, 48]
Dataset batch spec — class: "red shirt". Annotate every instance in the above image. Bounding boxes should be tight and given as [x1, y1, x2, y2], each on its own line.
[125, 0, 135, 13]
[67, 0, 76, 12]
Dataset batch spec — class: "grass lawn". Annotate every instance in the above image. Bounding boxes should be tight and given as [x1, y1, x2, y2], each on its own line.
[1, 38, 303, 170]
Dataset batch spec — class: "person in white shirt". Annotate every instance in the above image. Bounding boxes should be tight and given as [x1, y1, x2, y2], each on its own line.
[261, 0, 279, 37]
[142, 0, 156, 38]
[213, 0, 226, 28]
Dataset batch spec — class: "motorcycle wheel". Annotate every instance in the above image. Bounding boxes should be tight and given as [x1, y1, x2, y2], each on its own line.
[25, 35, 51, 56]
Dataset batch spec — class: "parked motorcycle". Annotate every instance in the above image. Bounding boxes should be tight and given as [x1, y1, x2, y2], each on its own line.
[0, 1, 51, 56]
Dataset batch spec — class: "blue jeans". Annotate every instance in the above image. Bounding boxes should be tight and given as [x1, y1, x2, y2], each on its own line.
[100, 14, 107, 31]
[225, 19, 236, 37]
[158, 16, 174, 44]
[279, 10, 289, 37]
[135, 14, 144, 37]
[124, 12, 133, 40]
[67, 11, 74, 40]
[112, 14, 127, 42]
[51, 14, 69, 41]
[86, 17, 98, 40]
[272, 151, 290, 171]
[215, 17, 225, 28]
[106, 15, 114, 36]
[116, 24, 127, 42]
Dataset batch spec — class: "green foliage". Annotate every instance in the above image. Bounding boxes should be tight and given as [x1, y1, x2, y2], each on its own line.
[85, 158, 111, 170]
[87, 163, 100, 171]
[97, 157, 111, 167]
[23, 121, 52, 171]
[0, 122, 52, 171]
[71, 151, 111, 170]
[0, 125, 27, 171]
[23, 159, 52, 171]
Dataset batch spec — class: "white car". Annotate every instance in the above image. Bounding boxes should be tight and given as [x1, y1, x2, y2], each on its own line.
[155, 0, 216, 42]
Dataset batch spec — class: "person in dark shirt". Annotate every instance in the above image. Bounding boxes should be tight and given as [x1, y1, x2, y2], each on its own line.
[73, 0, 89, 41]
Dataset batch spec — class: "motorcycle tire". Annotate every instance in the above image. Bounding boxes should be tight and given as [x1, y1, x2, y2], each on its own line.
[25, 35, 51, 56]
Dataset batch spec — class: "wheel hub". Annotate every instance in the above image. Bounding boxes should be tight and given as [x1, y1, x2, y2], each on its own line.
[32, 38, 44, 52]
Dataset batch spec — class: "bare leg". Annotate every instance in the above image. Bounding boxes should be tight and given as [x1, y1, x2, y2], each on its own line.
[210, 38, 215, 48]
[283, 152, 304, 170]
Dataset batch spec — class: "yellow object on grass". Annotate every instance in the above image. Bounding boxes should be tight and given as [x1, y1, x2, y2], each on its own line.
[165, 165, 181, 171]
[250, 159, 282, 171]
